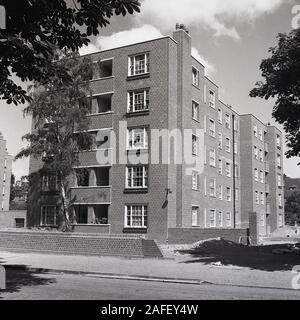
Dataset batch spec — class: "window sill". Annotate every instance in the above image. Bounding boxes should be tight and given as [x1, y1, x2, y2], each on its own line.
[127, 73, 150, 81]
[126, 110, 150, 117]
[124, 188, 148, 194]
[192, 84, 200, 90]
[90, 76, 114, 82]
[192, 118, 200, 123]
[123, 227, 147, 233]
[87, 111, 114, 116]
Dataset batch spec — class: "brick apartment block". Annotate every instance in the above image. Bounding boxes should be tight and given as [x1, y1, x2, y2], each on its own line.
[0, 134, 12, 211]
[28, 25, 284, 244]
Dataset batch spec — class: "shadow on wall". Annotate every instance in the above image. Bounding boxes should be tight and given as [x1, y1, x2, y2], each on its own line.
[177, 239, 300, 272]
[0, 262, 55, 298]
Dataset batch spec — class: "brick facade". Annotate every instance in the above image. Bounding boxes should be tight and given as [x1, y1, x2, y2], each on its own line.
[27, 27, 283, 244]
[0, 134, 12, 211]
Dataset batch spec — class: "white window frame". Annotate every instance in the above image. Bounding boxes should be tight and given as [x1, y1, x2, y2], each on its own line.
[218, 158, 223, 175]
[234, 142, 238, 154]
[277, 154, 281, 167]
[128, 53, 150, 76]
[226, 187, 232, 202]
[192, 170, 200, 190]
[254, 168, 259, 181]
[259, 128, 263, 141]
[255, 190, 259, 204]
[192, 206, 199, 227]
[225, 137, 231, 153]
[40, 205, 58, 226]
[277, 174, 282, 187]
[218, 108, 222, 124]
[276, 135, 281, 148]
[225, 162, 231, 177]
[259, 149, 263, 162]
[209, 148, 216, 167]
[209, 90, 215, 109]
[225, 113, 231, 129]
[192, 134, 199, 156]
[209, 119, 216, 137]
[125, 205, 148, 228]
[127, 127, 148, 150]
[126, 166, 148, 189]
[260, 170, 264, 183]
[226, 212, 232, 227]
[278, 194, 282, 207]
[253, 125, 258, 137]
[127, 89, 149, 113]
[260, 192, 265, 205]
[192, 100, 200, 121]
[218, 132, 223, 149]
[209, 209, 216, 228]
[254, 146, 258, 160]
[192, 66, 199, 86]
[209, 178, 216, 197]
[218, 210, 223, 227]
[218, 185, 223, 200]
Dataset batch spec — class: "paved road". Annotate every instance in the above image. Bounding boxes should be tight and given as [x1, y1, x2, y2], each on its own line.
[1, 272, 300, 300]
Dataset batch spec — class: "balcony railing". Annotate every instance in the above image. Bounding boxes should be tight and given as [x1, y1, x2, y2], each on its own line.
[87, 112, 113, 130]
[90, 76, 114, 94]
[70, 186, 111, 204]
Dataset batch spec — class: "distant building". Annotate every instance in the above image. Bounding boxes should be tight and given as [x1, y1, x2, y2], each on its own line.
[0, 133, 12, 211]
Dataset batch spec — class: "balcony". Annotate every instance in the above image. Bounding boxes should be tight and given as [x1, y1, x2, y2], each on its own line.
[265, 183, 270, 194]
[88, 112, 113, 130]
[77, 149, 113, 167]
[70, 186, 111, 204]
[265, 161, 269, 173]
[90, 76, 114, 94]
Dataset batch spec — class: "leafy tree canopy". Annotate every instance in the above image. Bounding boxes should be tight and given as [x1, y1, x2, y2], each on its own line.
[250, 28, 300, 161]
[0, 0, 140, 105]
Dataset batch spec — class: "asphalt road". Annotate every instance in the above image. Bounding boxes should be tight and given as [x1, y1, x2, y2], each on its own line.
[1, 271, 300, 300]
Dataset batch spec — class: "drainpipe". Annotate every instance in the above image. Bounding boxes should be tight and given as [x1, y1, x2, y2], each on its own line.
[232, 114, 236, 228]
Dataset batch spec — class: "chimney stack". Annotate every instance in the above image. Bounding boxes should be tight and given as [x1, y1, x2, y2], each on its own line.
[175, 23, 189, 34]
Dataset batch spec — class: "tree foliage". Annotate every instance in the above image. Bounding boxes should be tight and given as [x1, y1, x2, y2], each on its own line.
[285, 191, 300, 225]
[15, 51, 93, 230]
[0, 0, 140, 105]
[250, 28, 300, 161]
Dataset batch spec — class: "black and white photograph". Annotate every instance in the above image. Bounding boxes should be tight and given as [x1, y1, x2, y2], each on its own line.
[0, 0, 300, 309]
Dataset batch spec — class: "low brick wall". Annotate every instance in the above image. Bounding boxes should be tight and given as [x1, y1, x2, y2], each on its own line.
[73, 224, 110, 234]
[0, 231, 162, 257]
[168, 228, 249, 244]
[0, 210, 26, 228]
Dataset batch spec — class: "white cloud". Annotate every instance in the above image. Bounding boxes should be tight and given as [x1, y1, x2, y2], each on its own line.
[79, 43, 99, 56]
[138, 0, 284, 39]
[191, 47, 215, 77]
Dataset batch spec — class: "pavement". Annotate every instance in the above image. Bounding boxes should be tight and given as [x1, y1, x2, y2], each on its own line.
[1, 247, 300, 292]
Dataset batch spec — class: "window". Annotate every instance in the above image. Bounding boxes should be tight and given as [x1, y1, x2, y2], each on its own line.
[255, 190, 259, 204]
[218, 159, 223, 175]
[234, 164, 239, 177]
[209, 209, 216, 227]
[226, 187, 231, 202]
[234, 118, 238, 131]
[209, 119, 215, 137]
[234, 142, 238, 154]
[254, 168, 258, 181]
[209, 90, 215, 108]
[279, 214, 283, 228]
[260, 214, 265, 227]
[125, 205, 147, 228]
[278, 194, 282, 207]
[4, 159, 7, 168]
[226, 212, 231, 227]
[254, 146, 258, 160]
[192, 67, 199, 86]
[218, 108, 222, 123]
[41, 206, 58, 226]
[253, 125, 258, 137]
[41, 174, 59, 192]
[2, 186, 5, 196]
[218, 132, 223, 149]
[235, 188, 239, 202]
[192, 135, 199, 155]
[128, 89, 149, 112]
[277, 154, 281, 167]
[276, 135, 281, 148]
[218, 211, 223, 227]
[218, 185, 223, 200]
[127, 127, 148, 150]
[192, 101, 199, 121]
[209, 149, 216, 167]
[225, 138, 231, 152]
[192, 170, 200, 190]
[3, 173, 5, 182]
[259, 149, 263, 162]
[225, 113, 231, 129]
[192, 206, 199, 226]
[277, 174, 282, 187]
[259, 170, 264, 183]
[259, 128, 263, 141]
[90, 59, 113, 79]
[126, 166, 148, 188]
[129, 53, 150, 76]
[209, 179, 216, 197]
[260, 192, 265, 205]
[225, 162, 231, 177]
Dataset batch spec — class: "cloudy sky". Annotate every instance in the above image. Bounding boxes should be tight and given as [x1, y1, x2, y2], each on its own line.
[1, 0, 299, 179]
